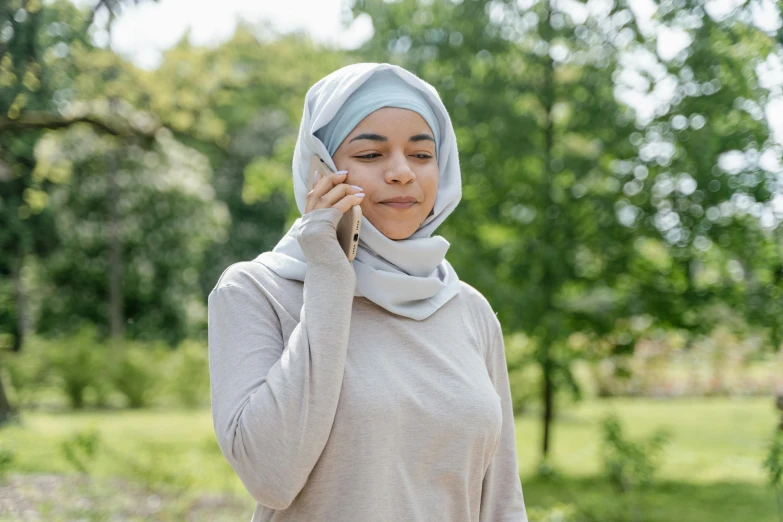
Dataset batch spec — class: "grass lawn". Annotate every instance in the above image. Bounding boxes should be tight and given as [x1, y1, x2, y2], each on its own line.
[515, 396, 776, 483]
[0, 396, 779, 521]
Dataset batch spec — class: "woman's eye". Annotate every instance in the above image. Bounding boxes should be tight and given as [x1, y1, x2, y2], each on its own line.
[355, 153, 432, 160]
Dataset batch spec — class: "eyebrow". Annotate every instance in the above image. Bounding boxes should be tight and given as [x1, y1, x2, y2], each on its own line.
[348, 133, 435, 144]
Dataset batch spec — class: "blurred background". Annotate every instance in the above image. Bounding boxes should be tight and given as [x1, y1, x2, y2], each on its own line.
[1, 0, 783, 520]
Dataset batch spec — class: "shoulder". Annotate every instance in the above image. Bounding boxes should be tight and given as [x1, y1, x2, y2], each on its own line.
[458, 280, 503, 353]
[211, 260, 274, 293]
[209, 259, 299, 307]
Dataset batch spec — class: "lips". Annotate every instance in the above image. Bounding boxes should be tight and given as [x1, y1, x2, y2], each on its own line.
[380, 197, 418, 209]
[382, 201, 417, 209]
[381, 197, 417, 204]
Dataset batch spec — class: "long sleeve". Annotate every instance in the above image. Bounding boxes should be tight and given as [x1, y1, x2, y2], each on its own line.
[479, 330, 528, 522]
[208, 207, 356, 510]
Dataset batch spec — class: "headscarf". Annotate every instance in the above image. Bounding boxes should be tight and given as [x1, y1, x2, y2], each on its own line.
[314, 69, 441, 160]
[255, 62, 462, 321]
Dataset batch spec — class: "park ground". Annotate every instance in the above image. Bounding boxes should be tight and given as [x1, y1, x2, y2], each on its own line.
[0, 396, 777, 521]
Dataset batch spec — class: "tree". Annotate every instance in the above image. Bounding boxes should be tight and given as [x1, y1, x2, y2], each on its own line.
[0, 0, 159, 422]
[33, 125, 228, 344]
[350, 0, 782, 459]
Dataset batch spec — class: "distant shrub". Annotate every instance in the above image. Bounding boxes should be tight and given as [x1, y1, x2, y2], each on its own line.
[106, 440, 195, 495]
[765, 430, 783, 488]
[110, 341, 167, 409]
[600, 414, 670, 493]
[763, 430, 783, 521]
[60, 428, 102, 474]
[46, 325, 109, 409]
[5, 327, 214, 412]
[165, 339, 209, 409]
[0, 439, 15, 479]
[2, 336, 49, 408]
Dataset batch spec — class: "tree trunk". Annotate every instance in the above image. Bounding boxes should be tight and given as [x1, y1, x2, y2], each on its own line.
[539, 0, 557, 459]
[0, 374, 18, 425]
[0, 253, 20, 423]
[10, 254, 28, 352]
[542, 348, 554, 456]
[107, 141, 124, 348]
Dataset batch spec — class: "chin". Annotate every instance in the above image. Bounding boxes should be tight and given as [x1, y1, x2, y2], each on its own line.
[378, 224, 418, 241]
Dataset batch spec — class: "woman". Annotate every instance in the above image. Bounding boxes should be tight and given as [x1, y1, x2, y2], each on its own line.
[208, 62, 528, 521]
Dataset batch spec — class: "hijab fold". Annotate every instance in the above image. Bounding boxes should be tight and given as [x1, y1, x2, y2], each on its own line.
[255, 63, 462, 321]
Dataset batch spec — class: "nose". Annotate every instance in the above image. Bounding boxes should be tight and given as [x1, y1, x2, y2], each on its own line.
[384, 152, 416, 184]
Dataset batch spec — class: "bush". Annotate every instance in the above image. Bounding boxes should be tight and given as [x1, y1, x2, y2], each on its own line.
[60, 428, 102, 474]
[1, 337, 49, 409]
[110, 341, 167, 409]
[600, 414, 670, 493]
[165, 339, 209, 409]
[763, 430, 783, 521]
[45, 325, 110, 409]
[5, 328, 213, 412]
[0, 439, 15, 479]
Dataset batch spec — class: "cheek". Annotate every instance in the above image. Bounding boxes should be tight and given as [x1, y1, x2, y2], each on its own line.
[345, 168, 376, 191]
[422, 171, 439, 200]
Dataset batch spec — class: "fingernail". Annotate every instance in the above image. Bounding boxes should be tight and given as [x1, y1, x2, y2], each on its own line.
[313, 171, 318, 182]
[335, 170, 348, 175]
[351, 185, 363, 190]
[356, 193, 365, 197]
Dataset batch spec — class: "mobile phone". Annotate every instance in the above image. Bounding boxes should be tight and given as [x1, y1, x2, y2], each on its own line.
[308, 154, 362, 262]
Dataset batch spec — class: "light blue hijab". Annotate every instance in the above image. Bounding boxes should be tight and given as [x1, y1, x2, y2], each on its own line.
[314, 69, 441, 158]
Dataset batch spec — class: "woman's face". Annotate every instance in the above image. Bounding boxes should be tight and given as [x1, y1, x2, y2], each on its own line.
[332, 107, 439, 241]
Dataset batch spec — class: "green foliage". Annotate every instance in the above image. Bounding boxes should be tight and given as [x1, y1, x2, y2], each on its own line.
[33, 126, 228, 345]
[523, 473, 776, 522]
[765, 431, 783, 489]
[763, 429, 783, 520]
[526, 504, 582, 522]
[164, 339, 210, 409]
[600, 415, 670, 493]
[58, 427, 196, 495]
[352, 0, 783, 459]
[110, 341, 167, 409]
[60, 428, 101, 474]
[1, 335, 47, 408]
[44, 325, 109, 409]
[113, 441, 197, 495]
[0, 438, 15, 479]
[3, 327, 211, 410]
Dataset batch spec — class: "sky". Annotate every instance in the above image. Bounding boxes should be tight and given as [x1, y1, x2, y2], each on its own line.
[70, 0, 374, 70]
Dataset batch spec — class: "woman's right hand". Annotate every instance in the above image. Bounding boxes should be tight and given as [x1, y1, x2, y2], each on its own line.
[304, 170, 365, 215]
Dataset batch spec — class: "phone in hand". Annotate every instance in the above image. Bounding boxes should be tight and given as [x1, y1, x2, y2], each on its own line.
[308, 154, 362, 262]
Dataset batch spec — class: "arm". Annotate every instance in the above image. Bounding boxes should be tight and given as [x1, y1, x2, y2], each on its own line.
[208, 207, 355, 510]
[479, 330, 528, 522]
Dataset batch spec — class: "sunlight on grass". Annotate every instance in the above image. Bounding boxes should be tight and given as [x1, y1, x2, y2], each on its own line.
[2, 408, 247, 497]
[515, 396, 775, 483]
[1, 397, 778, 521]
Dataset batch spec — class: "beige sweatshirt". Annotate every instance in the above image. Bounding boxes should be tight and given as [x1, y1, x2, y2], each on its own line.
[207, 207, 527, 521]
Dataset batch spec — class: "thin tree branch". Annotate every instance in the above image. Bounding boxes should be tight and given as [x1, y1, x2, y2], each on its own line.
[0, 111, 160, 142]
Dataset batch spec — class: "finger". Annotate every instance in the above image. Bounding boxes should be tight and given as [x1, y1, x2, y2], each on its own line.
[305, 170, 348, 213]
[331, 193, 365, 214]
[313, 170, 348, 195]
[315, 183, 363, 210]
